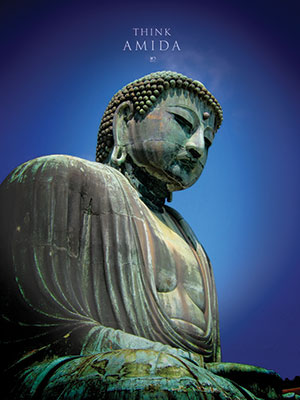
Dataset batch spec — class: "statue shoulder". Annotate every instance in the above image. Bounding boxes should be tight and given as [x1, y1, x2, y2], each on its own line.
[0, 155, 132, 202]
[0, 155, 133, 249]
[0, 155, 136, 226]
[2, 155, 114, 186]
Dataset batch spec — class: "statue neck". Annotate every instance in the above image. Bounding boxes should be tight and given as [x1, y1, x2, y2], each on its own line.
[114, 157, 172, 212]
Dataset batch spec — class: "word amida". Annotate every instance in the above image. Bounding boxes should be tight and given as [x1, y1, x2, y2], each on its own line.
[123, 40, 180, 52]
[123, 27, 181, 52]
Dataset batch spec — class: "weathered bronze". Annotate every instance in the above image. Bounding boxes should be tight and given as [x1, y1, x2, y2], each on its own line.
[96, 71, 223, 163]
[0, 72, 285, 399]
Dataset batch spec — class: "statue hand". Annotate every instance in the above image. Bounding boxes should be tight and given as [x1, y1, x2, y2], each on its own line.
[82, 325, 204, 367]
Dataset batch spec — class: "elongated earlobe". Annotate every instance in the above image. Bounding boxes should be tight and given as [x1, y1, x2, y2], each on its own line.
[111, 146, 127, 166]
[110, 101, 134, 166]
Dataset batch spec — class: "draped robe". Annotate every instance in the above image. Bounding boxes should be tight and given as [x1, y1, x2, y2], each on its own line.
[0, 155, 283, 399]
[0, 155, 220, 369]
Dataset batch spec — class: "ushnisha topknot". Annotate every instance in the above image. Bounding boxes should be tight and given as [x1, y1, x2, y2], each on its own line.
[96, 71, 223, 163]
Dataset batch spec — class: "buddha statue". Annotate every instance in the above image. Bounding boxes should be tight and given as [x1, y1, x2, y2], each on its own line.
[0, 71, 283, 399]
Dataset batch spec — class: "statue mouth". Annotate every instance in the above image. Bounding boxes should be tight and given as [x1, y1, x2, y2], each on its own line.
[176, 150, 202, 172]
[179, 158, 197, 170]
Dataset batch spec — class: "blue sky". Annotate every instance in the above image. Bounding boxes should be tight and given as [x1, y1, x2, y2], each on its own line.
[1, 0, 299, 379]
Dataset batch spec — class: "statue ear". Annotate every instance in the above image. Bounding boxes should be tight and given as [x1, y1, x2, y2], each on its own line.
[111, 101, 134, 166]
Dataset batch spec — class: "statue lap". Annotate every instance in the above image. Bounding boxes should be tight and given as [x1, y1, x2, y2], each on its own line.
[12, 349, 277, 399]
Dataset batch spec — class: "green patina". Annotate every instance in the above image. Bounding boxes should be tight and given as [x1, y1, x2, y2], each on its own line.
[0, 72, 287, 399]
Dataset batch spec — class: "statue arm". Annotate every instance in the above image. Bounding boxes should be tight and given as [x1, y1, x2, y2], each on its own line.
[0, 156, 204, 369]
[0, 155, 124, 364]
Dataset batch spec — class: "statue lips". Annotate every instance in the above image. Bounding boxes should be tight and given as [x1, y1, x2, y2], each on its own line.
[176, 149, 203, 172]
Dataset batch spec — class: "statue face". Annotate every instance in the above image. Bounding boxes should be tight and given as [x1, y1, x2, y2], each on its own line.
[124, 90, 216, 191]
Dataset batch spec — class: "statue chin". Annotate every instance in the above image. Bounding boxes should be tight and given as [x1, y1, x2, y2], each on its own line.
[141, 162, 201, 192]
[166, 167, 202, 192]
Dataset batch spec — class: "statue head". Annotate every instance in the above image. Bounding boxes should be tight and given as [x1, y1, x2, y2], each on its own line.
[96, 71, 223, 201]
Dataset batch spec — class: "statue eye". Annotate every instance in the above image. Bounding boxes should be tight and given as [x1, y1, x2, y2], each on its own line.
[172, 113, 193, 133]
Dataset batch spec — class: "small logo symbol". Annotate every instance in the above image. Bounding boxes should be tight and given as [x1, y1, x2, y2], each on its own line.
[150, 56, 157, 63]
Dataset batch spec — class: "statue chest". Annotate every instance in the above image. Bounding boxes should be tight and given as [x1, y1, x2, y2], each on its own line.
[148, 209, 208, 336]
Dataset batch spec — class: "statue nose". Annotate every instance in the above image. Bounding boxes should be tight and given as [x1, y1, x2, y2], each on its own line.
[185, 128, 205, 159]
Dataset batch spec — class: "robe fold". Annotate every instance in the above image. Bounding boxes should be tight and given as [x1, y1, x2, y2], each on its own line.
[0, 154, 220, 376]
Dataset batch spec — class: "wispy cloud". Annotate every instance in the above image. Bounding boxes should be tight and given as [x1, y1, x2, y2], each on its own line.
[157, 49, 232, 94]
